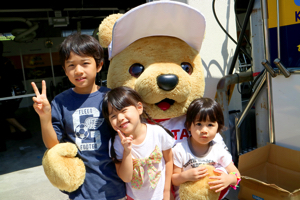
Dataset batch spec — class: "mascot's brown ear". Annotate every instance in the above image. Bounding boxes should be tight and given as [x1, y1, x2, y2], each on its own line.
[98, 13, 123, 48]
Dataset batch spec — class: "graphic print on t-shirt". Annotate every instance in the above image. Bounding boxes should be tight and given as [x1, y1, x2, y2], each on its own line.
[183, 158, 216, 169]
[73, 107, 104, 151]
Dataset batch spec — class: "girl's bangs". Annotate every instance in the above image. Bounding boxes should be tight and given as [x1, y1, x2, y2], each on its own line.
[196, 108, 217, 123]
[109, 92, 137, 111]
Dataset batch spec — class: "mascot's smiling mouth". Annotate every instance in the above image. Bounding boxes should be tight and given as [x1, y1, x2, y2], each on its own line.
[155, 98, 175, 111]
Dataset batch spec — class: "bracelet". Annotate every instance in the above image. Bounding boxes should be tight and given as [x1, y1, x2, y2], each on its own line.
[229, 172, 241, 190]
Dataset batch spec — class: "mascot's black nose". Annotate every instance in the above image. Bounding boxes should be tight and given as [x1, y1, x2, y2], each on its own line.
[157, 74, 179, 91]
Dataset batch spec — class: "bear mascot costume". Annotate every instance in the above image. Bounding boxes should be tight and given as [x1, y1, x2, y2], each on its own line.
[42, 1, 230, 200]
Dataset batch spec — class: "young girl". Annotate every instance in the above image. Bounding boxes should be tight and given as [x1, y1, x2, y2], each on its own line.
[171, 98, 241, 200]
[102, 86, 175, 200]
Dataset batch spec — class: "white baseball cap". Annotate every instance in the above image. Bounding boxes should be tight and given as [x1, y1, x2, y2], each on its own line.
[108, 1, 206, 60]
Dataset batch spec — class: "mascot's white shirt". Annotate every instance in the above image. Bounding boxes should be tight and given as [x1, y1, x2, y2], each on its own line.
[160, 115, 226, 147]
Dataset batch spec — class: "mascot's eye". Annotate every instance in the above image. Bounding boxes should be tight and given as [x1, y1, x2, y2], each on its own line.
[181, 62, 193, 75]
[129, 63, 144, 78]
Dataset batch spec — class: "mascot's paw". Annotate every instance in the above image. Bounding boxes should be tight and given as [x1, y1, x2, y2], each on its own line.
[179, 165, 221, 200]
[42, 143, 85, 192]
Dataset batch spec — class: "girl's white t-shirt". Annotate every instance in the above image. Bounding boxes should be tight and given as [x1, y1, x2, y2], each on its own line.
[111, 123, 174, 200]
[172, 137, 232, 200]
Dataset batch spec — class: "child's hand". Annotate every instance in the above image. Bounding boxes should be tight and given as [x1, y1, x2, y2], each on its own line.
[31, 80, 51, 119]
[183, 165, 208, 182]
[208, 169, 235, 193]
[117, 130, 133, 153]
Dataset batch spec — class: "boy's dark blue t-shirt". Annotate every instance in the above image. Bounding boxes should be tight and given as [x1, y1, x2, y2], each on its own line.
[51, 87, 125, 200]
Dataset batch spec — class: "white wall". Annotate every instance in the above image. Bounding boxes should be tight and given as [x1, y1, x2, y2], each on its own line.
[187, 0, 242, 112]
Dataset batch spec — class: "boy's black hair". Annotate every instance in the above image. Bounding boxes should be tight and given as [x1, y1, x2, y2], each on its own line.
[102, 86, 174, 163]
[59, 33, 104, 67]
[184, 97, 225, 133]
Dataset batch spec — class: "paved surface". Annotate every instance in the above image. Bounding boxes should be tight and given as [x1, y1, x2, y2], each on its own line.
[0, 166, 238, 200]
[0, 107, 68, 200]
[0, 166, 68, 200]
[0, 165, 239, 200]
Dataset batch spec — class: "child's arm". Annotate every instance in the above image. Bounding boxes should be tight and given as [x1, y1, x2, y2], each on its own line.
[31, 80, 59, 149]
[208, 162, 241, 192]
[172, 165, 208, 186]
[114, 130, 133, 183]
[162, 148, 173, 200]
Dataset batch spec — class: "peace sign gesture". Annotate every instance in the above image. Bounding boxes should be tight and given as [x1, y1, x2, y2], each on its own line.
[31, 80, 51, 119]
[117, 129, 133, 153]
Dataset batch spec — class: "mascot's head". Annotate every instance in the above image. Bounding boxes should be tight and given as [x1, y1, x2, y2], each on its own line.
[99, 1, 206, 120]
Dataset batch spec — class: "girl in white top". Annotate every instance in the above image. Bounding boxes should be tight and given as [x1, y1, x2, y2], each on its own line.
[171, 98, 241, 200]
[102, 86, 174, 200]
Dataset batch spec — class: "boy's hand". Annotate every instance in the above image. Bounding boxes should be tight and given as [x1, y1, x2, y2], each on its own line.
[208, 169, 234, 193]
[117, 129, 133, 153]
[31, 80, 51, 119]
[183, 165, 208, 182]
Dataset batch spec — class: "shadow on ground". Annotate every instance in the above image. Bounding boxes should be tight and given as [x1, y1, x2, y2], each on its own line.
[0, 106, 46, 175]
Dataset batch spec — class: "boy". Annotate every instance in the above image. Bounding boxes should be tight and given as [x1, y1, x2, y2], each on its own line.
[31, 33, 126, 200]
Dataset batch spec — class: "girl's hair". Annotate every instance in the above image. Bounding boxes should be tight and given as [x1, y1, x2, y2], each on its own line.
[102, 86, 174, 163]
[184, 98, 225, 133]
[59, 33, 104, 67]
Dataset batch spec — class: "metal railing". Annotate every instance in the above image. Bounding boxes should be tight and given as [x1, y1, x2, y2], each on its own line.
[216, 71, 253, 153]
[235, 70, 267, 155]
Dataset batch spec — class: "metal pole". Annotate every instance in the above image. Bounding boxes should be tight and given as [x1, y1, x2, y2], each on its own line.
[236, 71, 267, 155]
[276, 0, 281, 59]
[262, 59, 277, 77]
[19, 48, 27, 91]
[216, 71, 253, 154]
[19, 48, 31, 108]
[273, 58, 291, 78]
[235, 117, 241, 155]
[49, 48, 56, 86]
[236, 71, 266, 128]
[250, 0, 270, 148]
[262, 0, 275, 144]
